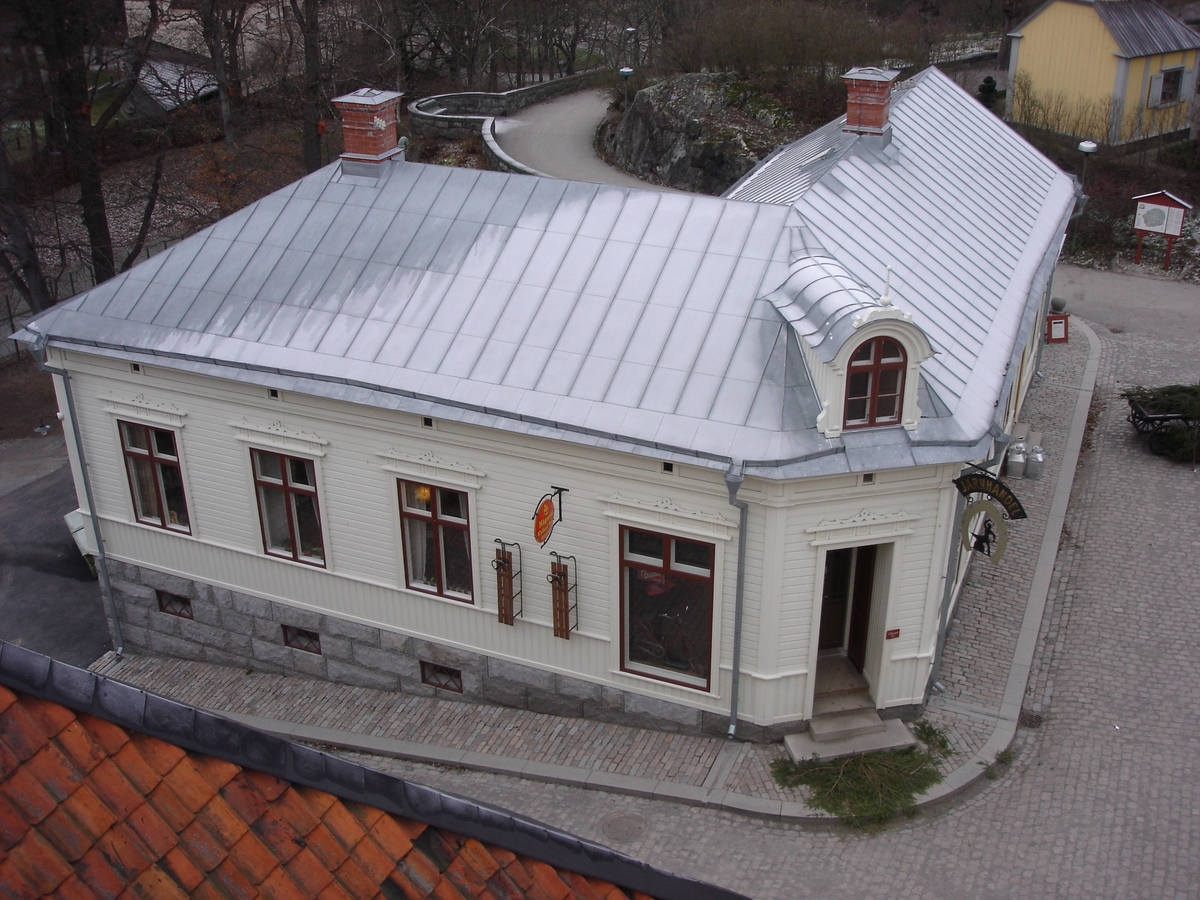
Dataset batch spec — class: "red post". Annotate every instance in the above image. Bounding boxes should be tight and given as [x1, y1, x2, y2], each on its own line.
[1164, 237, 1175, 270]
[1135, 232, 1144, 265]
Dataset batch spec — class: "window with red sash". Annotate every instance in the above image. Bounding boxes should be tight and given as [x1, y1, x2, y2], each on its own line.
[844, 337, 906, 428]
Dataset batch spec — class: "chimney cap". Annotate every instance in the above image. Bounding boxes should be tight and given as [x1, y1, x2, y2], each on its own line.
[332, 88, 404, 107]
[843, 66, 901, 83]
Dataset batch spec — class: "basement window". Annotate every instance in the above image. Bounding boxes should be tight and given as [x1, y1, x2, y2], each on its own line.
[282, 625, 322, 654]
[420, 661, 463, 692]
[156, 590, 193, 619]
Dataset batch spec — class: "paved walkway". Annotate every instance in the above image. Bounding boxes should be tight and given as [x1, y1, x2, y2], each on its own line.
[91, 315, 1097, 828]
[491, 89, 669, 190]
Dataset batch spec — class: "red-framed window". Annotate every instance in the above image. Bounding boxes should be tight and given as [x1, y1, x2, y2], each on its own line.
[844, 337, 906, 428]
[118, 421, 190, 533]
[620, 526, 714, 690]
[398, 480, 473, 602]
[251, 449, 325, 566]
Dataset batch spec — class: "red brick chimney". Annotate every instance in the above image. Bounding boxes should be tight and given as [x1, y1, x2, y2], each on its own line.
[842, 67, 901, 136]
[332, 88, 404, 168]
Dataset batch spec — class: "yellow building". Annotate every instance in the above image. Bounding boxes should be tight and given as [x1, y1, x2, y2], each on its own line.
[1007, 0, 1200, 143]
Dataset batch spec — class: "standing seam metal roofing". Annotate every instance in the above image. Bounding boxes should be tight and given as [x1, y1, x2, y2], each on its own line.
[17, 68, 1074, 477]
[1093, 0, 1200, 56]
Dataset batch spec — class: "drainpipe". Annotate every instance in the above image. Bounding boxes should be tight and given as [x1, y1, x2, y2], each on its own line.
[34, 338, 124, 657]
[724, 460, 748, 739]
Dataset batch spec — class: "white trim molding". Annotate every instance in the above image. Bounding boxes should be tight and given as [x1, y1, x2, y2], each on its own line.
[230, 418, 328, 457]
[600, 494, 734, 541]
[103, 393, 187, 428]
[377, 448, 485, 490]
[807, 508, 921, 547]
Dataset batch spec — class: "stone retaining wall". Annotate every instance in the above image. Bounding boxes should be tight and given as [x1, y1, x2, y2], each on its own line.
[408, 71, 606, 141]
[106, 560, 745, 738]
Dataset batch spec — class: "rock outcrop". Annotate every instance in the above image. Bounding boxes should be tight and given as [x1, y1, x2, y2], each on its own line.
[602, 73, 784, 195]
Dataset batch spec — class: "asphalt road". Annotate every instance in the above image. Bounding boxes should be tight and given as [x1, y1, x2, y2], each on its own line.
[1052, 263, 1200, 336]
[0, 439, 110, 667]
[491, 88, 670, 190]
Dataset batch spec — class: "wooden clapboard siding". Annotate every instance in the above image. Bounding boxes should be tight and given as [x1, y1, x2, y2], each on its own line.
[54, 344, 960, 724]
[1017, 2, 1121, 110]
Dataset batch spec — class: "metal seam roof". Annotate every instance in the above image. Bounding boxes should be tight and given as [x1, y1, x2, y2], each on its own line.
[17, 67, 1074, 476]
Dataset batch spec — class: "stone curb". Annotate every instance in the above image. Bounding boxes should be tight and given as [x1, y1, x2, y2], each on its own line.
[916, 316, 1102, 807]
[200, 318, 1101, 824]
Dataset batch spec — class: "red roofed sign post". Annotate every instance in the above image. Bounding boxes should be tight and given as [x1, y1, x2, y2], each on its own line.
[1133, 190, 1192, 270]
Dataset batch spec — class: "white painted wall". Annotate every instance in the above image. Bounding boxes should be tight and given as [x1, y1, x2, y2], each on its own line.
[53, 344, 960, 726]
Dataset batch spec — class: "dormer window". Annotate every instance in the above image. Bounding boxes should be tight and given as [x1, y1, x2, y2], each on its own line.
[844, 337, 906, 428]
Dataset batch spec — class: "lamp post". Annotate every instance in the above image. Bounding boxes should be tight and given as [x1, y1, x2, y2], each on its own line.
[619, 66, 634, 107]
[1077, 140, 1098, 193]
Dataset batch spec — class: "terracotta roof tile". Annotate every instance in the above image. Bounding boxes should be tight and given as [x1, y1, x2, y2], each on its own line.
[161, 845, 206, 892]
[111, 741, 164, 795]
[195, 792, 251, 849]
[54, 872, 104, 900]
[286, 845, 336, 895]
[3, 763, 63, 822]
[303, 821, 353, 870]
[20, 695, 77, 739]
[54, 720, 107, 774]
[0, 856, 43, 900]
[179, 818, 230, 872]
[0, 733, 21, 780]
[125, 799, 179, 859]
[210, 855, 259, 900]
[79, 714, 131, 756]
[8, 827, 74, 893]
[0, 700, 52, 761]
[164, 757, 222, 814]
[0, 686, 680, 900]
[88, 758, 146, 819]
[229, 830, 282, 885]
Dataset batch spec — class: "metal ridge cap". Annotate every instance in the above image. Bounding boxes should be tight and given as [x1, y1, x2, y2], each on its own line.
[0, 642, 748, 900]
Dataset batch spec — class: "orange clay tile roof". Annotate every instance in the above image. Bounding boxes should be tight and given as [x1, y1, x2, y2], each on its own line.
[0, 684, 651, 900]
[0, 645, 745, 900]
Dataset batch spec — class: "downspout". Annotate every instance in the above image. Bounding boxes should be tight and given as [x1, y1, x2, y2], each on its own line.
[723, 460, 748, 739]
[34, 338, 124, 657]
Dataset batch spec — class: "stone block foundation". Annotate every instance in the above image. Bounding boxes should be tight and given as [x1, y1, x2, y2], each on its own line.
[104, 561, 809, 738]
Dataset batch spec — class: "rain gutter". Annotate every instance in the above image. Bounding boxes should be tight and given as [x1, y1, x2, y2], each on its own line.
[34, 339, 124, 658]
[723, 460, 749, 739]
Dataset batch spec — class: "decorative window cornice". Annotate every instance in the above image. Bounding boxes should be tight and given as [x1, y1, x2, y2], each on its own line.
[103, 393, 186, 428]
[806, 508, 920, 546]
[377, 447, 484, 489]
[601, 494, 734, 540]
[230, 418, 328, 457]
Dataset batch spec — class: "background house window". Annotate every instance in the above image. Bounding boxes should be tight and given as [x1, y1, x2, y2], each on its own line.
[1159, 68, 1183, 106]
[620, 526, 714, 689]
[251, 449, 325, 566]
[844, 337, 906, 428]
[399, 480, 473, 601]
[119, 421, 190, 532]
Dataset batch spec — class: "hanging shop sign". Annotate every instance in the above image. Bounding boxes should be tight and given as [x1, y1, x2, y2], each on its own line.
[953, 472, 1027, 520]
[532, 486, 568, 546]
[960, 499, 1009, 564]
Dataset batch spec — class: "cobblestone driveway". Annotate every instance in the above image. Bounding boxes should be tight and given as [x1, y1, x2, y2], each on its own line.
[334, 325, 1200, 900]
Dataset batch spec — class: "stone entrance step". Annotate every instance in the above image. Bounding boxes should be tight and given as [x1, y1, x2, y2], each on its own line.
[785, 719, 916, 763]
[812, 688, 874, 718]
[808, 708, 887, 743]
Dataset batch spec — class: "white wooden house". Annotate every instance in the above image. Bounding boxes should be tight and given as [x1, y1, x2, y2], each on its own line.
[16, 68, 1076, 740]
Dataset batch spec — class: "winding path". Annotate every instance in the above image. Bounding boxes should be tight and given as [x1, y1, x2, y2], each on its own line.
[491, 88, 669, 190]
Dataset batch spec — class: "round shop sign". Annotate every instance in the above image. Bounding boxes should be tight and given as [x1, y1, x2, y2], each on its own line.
[960, 499, 1009, 564]
[533, 496, 556, 545]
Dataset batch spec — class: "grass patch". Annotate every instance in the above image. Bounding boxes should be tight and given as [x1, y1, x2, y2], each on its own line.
[980, 748, 1015, 781]
[770, 719, 953, 827]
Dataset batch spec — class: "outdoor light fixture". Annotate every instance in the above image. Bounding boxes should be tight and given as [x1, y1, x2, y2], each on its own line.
[1078, 140, 1098, 193]
[34, 416, 53, 436]
[619, 67, 634, 106]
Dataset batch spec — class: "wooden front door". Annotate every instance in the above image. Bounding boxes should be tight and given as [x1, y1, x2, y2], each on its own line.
[846, 545, 877, 673]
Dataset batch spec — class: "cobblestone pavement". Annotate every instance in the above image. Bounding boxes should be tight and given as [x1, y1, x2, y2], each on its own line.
[91, 320, 1200, 897]
[312, 324, 1200, 900]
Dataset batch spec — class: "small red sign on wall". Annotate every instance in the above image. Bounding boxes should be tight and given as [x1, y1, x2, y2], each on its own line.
[1046, 313, 1068, 344]
[885, 628, 900, 640]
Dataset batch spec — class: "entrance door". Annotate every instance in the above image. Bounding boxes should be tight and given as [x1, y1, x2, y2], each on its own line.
[846, 545, 877, 673]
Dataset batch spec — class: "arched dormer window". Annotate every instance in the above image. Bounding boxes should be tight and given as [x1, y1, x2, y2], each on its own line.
[844, 337, 906, 428]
